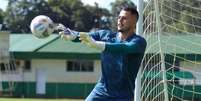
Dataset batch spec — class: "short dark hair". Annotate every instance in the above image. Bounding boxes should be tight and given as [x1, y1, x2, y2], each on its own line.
[120, 2, 139, 20]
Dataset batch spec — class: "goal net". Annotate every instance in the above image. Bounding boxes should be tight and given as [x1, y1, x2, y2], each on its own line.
[139, 0, 201, 101]
[0, 31, 17, 96]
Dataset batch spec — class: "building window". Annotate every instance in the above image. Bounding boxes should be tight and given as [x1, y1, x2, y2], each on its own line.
[66, 60, 94, 72]
[0, 63, 6, 72]
[9, 60, 16, 71]
[24, 60, 31, 71]
[0, 61, 17, 72]
[0, 60, 32, 73]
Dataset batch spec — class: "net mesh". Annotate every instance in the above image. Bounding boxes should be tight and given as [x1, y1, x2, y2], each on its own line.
[0, 31, 17, 96]
[140, 0, 201, 101]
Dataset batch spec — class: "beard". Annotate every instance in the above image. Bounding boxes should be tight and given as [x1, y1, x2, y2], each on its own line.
[117, 22, 131, 33]
[118, 26, 130, 33]
[118, 29, 123, 32]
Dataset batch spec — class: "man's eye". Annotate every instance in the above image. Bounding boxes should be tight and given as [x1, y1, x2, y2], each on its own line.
[118, 16, 127, 20]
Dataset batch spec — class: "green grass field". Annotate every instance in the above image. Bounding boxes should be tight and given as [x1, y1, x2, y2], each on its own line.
[0, 98, 83, 101]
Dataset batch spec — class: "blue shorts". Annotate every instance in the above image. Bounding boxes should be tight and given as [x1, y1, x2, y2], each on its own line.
[85, 83, 134, 101]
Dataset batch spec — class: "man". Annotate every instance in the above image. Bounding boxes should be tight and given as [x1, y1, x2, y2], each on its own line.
[59, 3, 146, 101]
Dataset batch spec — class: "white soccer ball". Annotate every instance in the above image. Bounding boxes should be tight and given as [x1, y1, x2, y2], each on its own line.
[30, 15, 54, 38]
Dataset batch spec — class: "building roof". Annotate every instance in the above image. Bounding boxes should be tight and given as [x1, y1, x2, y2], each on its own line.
[146, 35, 201, 54]
[10, 34, 100, 59]
[9, 34, 201, 59]
[10, 34, 57, 52]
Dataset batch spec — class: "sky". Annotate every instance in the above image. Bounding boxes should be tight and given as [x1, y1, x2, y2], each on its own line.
[81, 0, 115, 10]
[0, 0, 137, 11]
[0, 0, 8, 11]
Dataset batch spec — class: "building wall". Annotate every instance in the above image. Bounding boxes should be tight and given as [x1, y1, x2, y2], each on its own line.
[179, 61, 201, 85]
[0, 31, 9, 63]
[32, 59, 101, 83]
[11, 59, 102, 83]
[0, 59, 101, 98]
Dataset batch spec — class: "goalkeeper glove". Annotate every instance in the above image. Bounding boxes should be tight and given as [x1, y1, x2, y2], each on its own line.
[57, 24, 77, 41]
[79, 32, 105, 51]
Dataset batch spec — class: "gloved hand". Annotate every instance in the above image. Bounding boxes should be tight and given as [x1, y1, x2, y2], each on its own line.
[56, 24, 76, 41]
[79, 32, 105, 51]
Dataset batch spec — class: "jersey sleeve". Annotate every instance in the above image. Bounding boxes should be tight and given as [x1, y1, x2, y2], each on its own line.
[72, 30, 103, 42]
[104, 38, 147, 54]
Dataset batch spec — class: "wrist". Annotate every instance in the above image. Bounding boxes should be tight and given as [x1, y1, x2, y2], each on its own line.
[95, 41, 105, 51]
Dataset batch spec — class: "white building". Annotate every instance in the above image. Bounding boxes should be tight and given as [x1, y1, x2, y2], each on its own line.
[1, 32, 102, 98]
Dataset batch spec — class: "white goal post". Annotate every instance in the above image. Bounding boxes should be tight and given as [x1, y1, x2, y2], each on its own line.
[135, 0, 201, 101]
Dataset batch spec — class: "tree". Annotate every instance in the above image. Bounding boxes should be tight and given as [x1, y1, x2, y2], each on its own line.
[159, 0, 201, 33]
[4, 0, 56, 33]
[48, 0, 81, 30]
[0, 9, 4, 24]
[48, 0, 110, 31]
[4, 0, 111, 33]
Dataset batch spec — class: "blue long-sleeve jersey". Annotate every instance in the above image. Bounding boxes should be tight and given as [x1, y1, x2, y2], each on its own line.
[74, 30, 147, 100]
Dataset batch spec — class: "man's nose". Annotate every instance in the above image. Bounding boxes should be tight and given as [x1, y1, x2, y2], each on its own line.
[118, 19, 123, 24]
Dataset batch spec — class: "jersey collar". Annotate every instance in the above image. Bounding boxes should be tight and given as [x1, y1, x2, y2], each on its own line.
[117, 32, 137, 42]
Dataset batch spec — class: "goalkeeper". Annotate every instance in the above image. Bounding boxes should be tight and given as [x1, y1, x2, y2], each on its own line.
[58, 3, 146, 101]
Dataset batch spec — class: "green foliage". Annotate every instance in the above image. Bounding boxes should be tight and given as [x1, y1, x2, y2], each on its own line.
[48, 0, 83, 30]
[160, 0, 201, 33]
[2, 0, 201, 33]
[4, 0, 55, 33]
[3, 0, 111, 33]
[0, 9, 4, 24]
[48, 0, 110, 31]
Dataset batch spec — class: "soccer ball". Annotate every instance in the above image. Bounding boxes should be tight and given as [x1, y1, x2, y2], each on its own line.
[30, 15, 54, 38]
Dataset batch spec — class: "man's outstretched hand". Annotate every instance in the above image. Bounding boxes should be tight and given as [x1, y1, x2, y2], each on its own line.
[79, 32, 105, 51]
[57, 24, 76, 41]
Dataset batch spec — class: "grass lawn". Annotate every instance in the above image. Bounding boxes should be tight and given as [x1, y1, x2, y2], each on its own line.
[0, 98, 83, 101]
